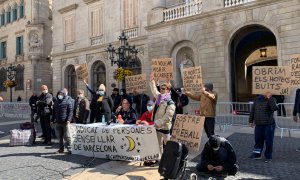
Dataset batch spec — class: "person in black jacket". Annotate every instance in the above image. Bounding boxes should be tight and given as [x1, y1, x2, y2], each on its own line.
[36, 85, 53, 144]
[111, 88, 122, 112]
[133, 91, 150, 118]
[293, 89, 300, 122]
[29, 93, 39, 123]
[196, 135, 238, 176]
[73, 89, 90, 124]
[83, 80, 113, 123]
[51, 89, 73, 154]
[248, 92, 278, 162]
[115, 98, 137, 124]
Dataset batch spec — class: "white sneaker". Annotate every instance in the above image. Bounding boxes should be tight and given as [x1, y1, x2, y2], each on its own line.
[0, 131, 4, 135]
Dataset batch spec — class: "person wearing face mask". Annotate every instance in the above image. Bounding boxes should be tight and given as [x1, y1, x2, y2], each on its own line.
[184, 83, 218, 138]
[83, 80, 113, 123]
[73, 90, 90, 124]
[36, 85, 53, 144]
[51, 89, 73, 154]
[196, 135, 238, 177]
[149, 72, 176, 165]
[136, 100, 154, 126]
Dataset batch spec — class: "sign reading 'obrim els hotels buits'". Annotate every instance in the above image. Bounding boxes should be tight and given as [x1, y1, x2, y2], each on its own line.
[125, 74, 147, 94]
[69, 124, 160, 161]
[252, 66, 291, 95]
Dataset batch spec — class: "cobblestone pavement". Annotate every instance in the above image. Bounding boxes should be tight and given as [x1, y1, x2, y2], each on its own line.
[184, 132, 300, 180]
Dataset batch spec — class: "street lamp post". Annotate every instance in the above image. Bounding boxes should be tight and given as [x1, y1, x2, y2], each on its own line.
[6, 64, 16, 102]
[105, 32, 139, 89]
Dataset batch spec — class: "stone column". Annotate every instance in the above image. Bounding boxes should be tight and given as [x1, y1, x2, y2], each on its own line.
[148, 0, 166, 26]
[153, 0, 166, 10]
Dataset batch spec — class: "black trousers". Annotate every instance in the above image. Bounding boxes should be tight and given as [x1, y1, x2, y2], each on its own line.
[196, 162, 238, 176]
[89, 109, 96, 123]
[40, 115, 51, 143]
[204, 117, 215, 138]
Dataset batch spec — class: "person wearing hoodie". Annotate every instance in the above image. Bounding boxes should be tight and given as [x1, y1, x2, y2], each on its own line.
[184, 83, 218, 138]
[149, 72, 176, 160]
[83, 80, 113, 123]
[248, 92, 278, 163]
[51, 89, 73, 154]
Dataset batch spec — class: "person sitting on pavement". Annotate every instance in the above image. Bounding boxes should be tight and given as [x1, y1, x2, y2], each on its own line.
[136, 100, 154, 126]
[115, 98, 137, 124]
[196, 135, 239, 177]
[51, 89, 73, 154]
[248, 92, 278, 163]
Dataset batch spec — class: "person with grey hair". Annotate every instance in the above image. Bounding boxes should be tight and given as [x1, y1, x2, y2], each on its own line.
[184, 83, 218, 138]
[73, 89, 90, 124]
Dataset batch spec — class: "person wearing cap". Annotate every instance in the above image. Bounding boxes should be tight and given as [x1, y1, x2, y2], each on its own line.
[197, 135, 238, 176]
[248, 92, 278, 162]
[83, 80, 113, 123]
[73, 89, 90, 124]
[136, 100, 154, 126]
[184, 83, 218, 138]
[115, 98, 137, 124]
[51, 89, 73, 153]
[111, 88, 122, 112]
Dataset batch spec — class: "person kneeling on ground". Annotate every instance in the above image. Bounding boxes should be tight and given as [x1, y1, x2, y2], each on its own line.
[196, 135, 238, 177]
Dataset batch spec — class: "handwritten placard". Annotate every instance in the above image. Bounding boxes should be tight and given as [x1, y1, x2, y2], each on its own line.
[252, 66, 291, 95]
[183, 66, 203, 93]
[75, 63, 88, 82]
[290, 54, 300, 87]
[171, 114, 205, 151]
[125, 74, 147, 94]
[152, 58, 173, 80]
[70, 124, 160, 161]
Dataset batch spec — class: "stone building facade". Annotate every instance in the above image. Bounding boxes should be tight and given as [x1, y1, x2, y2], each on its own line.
[52, 0, 300, 103]
[0, 0, 52, 102]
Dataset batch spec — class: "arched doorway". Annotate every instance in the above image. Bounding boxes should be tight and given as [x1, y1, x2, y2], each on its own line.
[230, 25, 277, 102]
[175, 47, 195, 87]
[130, 58, 142, 75]
[91, 61, 106, 91]
[65, 65, 77, 98]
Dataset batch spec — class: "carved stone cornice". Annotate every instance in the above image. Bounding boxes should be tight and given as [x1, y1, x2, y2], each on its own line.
[58, 4, 78, 14]
[83, 0, 100, 5]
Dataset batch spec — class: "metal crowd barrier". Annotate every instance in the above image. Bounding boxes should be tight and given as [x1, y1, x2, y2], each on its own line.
[0, 102, 31, 119]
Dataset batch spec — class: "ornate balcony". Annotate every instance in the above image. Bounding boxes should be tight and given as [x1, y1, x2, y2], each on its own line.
[123, 27, 138, 39]
[224, 0, 255, 7]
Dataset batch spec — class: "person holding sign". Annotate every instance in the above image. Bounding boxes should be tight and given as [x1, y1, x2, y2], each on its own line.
[196, 135, 238, 177]
[149, 72, 176, 157]
[248, 92, 278, 163]
[136, 100, 154, 126]
[115, 98, 137, 124]
[83, 80, 113, 123]
[184, 83, 218, 138]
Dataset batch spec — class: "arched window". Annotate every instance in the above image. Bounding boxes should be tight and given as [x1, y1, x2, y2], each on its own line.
[130, 58, 141, 75]
[92, 61, 106, 91]
[0, 68, 6, 91]
[15, 64, 24, 90]
[65, 65, 77, 98]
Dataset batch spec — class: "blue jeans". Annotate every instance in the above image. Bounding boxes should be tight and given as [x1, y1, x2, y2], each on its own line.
[254, 123, 275, 159]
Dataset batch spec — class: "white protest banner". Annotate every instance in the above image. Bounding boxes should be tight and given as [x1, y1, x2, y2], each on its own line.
[171, 114, 205, 151]
[252, 66, 291, 95]
[290, 54, 300, 87]
[152, 58, 173, 81]
[75, 63, 89, 82]
[125, 74, 146, 94]
[183, 66, 203, 94]
[70, 124, 160, 161]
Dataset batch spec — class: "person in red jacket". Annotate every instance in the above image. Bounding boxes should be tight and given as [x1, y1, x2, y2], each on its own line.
[136, 100, 154, 125]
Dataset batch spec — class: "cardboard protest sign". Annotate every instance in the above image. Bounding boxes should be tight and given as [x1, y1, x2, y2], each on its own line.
[183, 66, 203, 93]
[290, 54, 300, 87]
[171, 114, 205, 151]
[125, 74, 146, 94]
[75, 63, 88, 82]
[70, 124, 160, 161]
[151, 58, 173, 81]
[252, 66, 291, 95]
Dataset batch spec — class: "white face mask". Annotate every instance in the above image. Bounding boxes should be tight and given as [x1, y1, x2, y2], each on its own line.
[120, 92, 124, 96]
[147, 106, 153, 111]
[42, 90, 48, 94]
[78, 94, 83, 98]
[212, 147, 220, 151]
[58, 95, 64, 100]
[97, 90, 105, 96]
